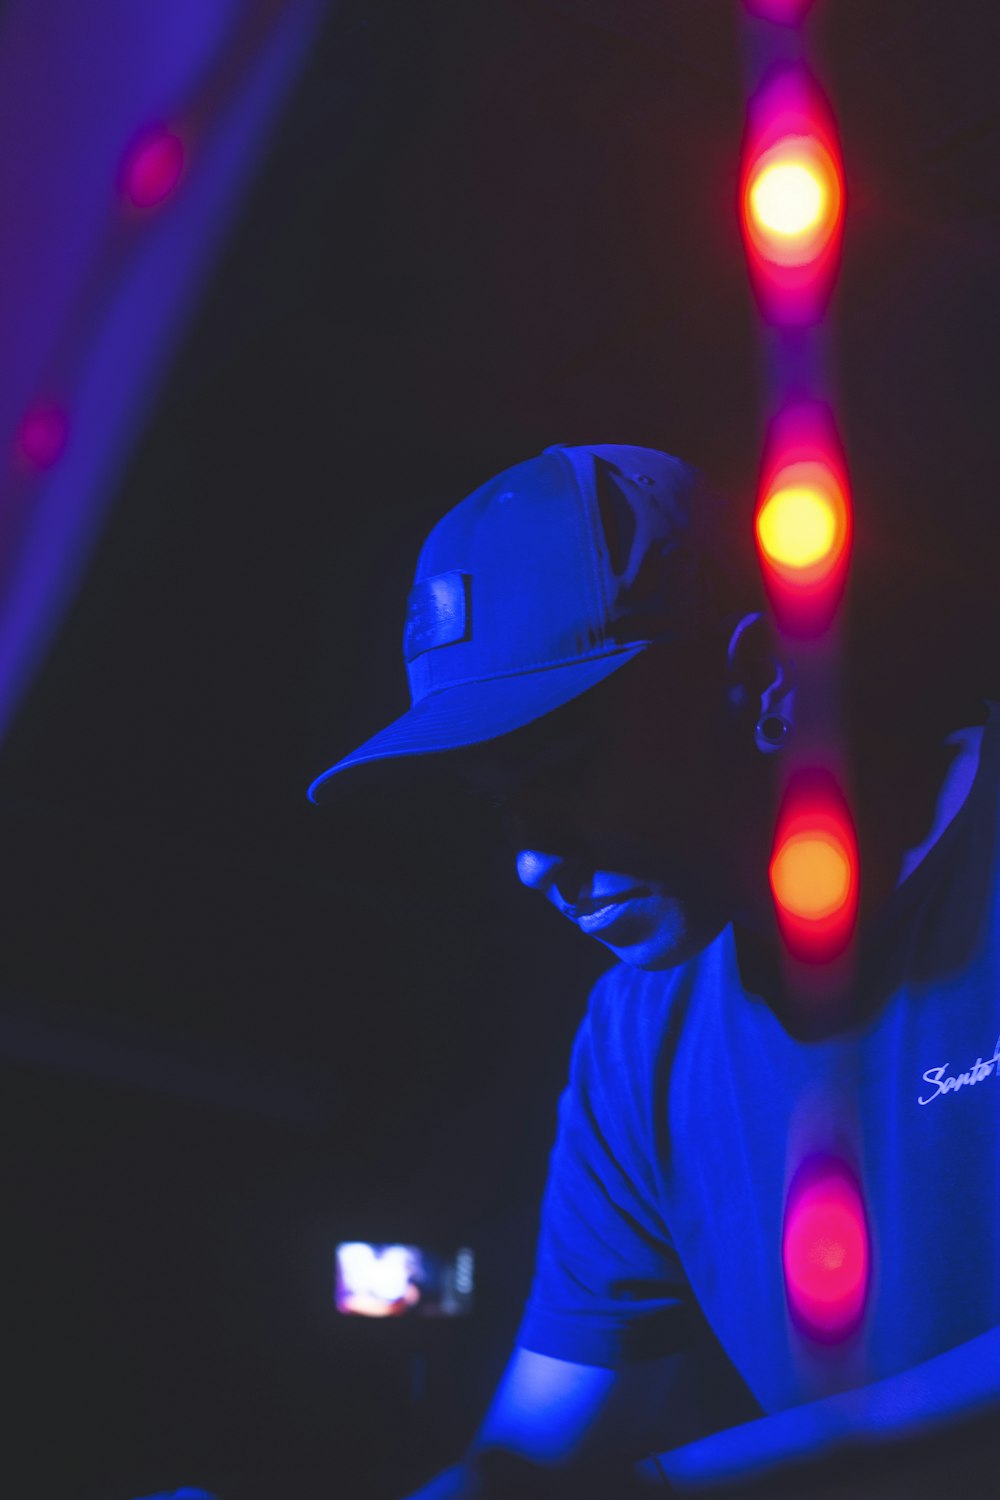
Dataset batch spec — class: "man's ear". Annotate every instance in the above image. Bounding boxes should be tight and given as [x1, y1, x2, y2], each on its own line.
[725, 611, 796, 721]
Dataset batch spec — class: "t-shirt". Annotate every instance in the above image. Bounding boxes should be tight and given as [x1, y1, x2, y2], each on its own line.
[517, 703, 1000, 1414]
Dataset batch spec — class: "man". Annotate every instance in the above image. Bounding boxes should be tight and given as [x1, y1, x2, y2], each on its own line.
[309, 444, 1000, 1496]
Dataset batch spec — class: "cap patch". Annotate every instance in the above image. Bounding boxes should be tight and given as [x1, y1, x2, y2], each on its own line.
[403, 570, 471, 662]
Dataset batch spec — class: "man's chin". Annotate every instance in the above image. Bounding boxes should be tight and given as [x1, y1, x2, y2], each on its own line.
[601, 907, 728, 970]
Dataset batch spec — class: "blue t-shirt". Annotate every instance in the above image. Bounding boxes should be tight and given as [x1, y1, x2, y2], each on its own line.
[518, 704, 1000, 1413]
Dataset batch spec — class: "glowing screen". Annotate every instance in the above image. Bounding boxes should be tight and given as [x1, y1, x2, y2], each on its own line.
[335, 1242, 474, 1318]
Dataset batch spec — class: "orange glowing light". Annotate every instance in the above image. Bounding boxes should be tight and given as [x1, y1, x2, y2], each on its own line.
[743, 135, 841, 269]
[770, 831, 852, 921]
[770, 771, 859, 963]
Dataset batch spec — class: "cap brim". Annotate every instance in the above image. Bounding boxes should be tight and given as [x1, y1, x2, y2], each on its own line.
[307, 646, 647, 805]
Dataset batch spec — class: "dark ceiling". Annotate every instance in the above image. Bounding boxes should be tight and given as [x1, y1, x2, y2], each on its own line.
[0, 2, 997, 1495]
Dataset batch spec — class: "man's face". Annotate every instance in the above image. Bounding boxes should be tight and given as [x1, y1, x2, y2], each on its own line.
[460, 645, 766, 969]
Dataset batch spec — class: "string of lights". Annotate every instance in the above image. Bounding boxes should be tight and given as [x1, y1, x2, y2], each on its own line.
[738, 1, 870, 1352]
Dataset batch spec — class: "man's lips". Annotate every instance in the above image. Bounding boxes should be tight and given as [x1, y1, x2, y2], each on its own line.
[562, 888, 649, 923]
[563, 886, 648, 917]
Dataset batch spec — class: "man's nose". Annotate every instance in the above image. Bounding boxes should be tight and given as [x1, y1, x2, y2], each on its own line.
[515, 849, 564, 894]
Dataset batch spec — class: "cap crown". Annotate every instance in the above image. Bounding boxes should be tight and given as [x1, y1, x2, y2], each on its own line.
[403, 443, 728, 704]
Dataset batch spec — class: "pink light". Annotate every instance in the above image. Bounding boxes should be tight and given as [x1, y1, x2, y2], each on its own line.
[739, 66, 845, 326]
[120, 126, 185, 209]
[15, 404, 69, 471]
[783, 1158, 869, 1341]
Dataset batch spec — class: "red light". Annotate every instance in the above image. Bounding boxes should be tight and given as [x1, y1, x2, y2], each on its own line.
[120, 126, 185, 209]
[15, 405, 69, 470]
[740, 67, 845, 325]
[783, 1158, 869, 1341]
[754, 403, 852, 636]
[770, 769, 859, 964]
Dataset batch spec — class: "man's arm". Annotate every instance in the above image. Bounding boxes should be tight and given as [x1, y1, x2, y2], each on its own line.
[405, 1342, 741, 1498]
[650, 1322, 1000, 1493]
[408, 1326, 1000, 1498]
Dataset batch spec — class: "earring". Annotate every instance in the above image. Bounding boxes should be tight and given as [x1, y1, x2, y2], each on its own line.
[755, 712, 790, 752]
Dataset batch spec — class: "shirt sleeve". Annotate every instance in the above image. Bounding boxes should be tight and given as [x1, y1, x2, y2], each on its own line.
[516, 967, 694, 1367]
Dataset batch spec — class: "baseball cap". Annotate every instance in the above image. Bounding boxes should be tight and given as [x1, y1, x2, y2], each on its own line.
[307, 443, 748, 804]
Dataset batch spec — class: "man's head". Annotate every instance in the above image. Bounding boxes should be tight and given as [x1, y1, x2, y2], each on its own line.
[309, 443, 792, 968]
[458, 619, 791, 969]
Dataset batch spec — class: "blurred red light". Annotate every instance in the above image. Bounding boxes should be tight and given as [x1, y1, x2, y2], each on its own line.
[740, 67, 845, 325]
[121, 126, 185, 209]
[783, 1158, 869, 1340]
[770, 769, 859, 963]
[15, 405, 69, 470]
[754, 403, 852, 636]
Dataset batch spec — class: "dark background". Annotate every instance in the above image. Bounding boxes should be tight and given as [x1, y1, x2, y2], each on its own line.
[0, 2, 998, 1496]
